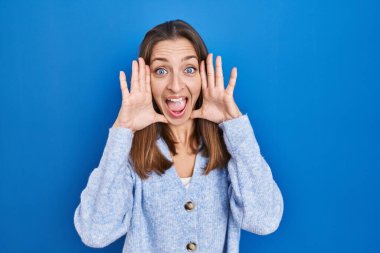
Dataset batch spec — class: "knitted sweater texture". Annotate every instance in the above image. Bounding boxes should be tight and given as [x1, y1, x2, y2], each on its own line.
[73, 114, 284, 252]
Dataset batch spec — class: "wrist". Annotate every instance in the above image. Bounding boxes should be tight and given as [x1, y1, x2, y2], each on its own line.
[225, 111, 243, 121]
[112, 120, 134, 132]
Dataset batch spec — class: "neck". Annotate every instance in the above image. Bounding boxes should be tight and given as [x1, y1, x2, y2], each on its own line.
[168, 119, 195, 148]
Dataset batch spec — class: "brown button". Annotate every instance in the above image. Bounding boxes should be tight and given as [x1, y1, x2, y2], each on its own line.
[184, 201, 195, 211]
[186, 242, 197, 251]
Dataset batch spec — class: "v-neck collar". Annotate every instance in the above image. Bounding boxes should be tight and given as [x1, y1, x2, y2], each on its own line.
[156, 135, 208, 196]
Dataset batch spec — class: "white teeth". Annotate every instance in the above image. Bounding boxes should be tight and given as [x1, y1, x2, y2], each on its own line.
[167, 97, 185, 102]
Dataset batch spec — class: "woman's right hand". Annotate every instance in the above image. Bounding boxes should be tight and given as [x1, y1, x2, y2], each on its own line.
[112, 57, 168, 132]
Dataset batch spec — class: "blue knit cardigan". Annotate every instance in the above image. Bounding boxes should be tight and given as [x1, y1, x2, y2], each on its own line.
[74, 114, 284, 252]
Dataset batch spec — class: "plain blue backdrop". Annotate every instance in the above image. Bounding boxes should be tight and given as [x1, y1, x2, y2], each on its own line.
[1, 0, 379, 252]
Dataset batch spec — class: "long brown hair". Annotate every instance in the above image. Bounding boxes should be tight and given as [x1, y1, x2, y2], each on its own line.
[130, 19, 231, 180]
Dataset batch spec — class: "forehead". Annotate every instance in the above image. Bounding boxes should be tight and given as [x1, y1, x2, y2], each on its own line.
[150, 38, 197, 62]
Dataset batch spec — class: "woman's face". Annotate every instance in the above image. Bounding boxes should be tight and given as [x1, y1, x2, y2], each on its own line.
[149, 37, 201, 125]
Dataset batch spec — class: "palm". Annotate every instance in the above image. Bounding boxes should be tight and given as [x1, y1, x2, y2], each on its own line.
[191, 54, 242, 124]
[115, 58, 167, 131]
[120, 91, 160, 131]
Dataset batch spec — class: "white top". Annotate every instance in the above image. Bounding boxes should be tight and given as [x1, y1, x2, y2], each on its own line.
[179, 176, 192, 189]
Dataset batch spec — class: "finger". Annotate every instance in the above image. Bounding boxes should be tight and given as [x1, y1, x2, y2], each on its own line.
[190, 109, 203, 119]
[119, 70, 129, 98]
[200, 60, 208, 90]
[138, 57, 146, 92]
[225, 67, 237, 96]
[131, 60, 138, 93]
[215, 56, 224, 91]
[206, 53, 215, 89]
[145, 65, 151, 94]
[154, 113, 168, 124]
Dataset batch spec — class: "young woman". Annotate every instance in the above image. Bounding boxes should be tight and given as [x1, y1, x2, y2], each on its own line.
[74, 19, 284, 253]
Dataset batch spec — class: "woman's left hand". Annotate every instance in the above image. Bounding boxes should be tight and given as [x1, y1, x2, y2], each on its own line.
[191, 53, 243, 124]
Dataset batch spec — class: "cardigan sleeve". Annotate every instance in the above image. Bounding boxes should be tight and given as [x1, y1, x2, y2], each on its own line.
[73, 127, 135, 248]
[218, 114, 284, 235]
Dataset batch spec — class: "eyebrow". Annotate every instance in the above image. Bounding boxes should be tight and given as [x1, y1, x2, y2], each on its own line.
[150, 55, 198, 64]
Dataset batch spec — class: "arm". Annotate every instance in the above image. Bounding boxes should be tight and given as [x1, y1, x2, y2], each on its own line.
[73, 127, 135, 247]
[218, 114, 284, 235]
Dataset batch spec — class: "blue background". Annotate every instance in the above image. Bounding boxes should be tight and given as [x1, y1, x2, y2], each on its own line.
[1, 0, 379, 252]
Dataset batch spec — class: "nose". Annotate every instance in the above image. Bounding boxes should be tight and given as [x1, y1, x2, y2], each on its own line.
[167, 72, 184, 93]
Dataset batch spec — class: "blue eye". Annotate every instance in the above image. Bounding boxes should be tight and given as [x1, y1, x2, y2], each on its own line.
[154, 67, 197, 75]
[155, 68, 167, 75]
[185, 67, 196, 74]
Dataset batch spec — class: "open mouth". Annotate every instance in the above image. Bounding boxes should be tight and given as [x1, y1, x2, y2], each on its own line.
[165, 96, 188, 118]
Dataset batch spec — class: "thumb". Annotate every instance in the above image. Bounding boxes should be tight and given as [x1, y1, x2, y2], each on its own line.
[154, 113, 169, 124]
[190, 109, 203, 119]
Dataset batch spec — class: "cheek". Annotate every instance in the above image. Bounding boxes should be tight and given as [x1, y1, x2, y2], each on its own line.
[150, 83, 164, 105]
[187, 76, 202, 97]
